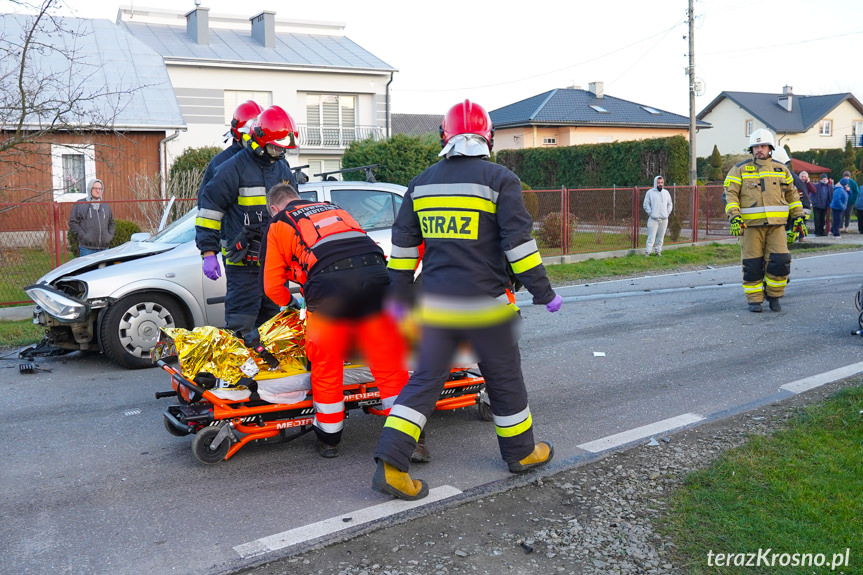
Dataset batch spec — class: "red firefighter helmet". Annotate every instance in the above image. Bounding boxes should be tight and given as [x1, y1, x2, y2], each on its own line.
[230, 100, 263, 141]
[439, 99, 494, 149]
[251, 105, 298, 153]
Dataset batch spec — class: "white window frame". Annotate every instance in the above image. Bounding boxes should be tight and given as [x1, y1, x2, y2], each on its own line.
[305, 94, 358, 147]
[853, 121, 863, 136]
[307, 158, 342, 181]
[51, 144, 96, 201]
[745, 119, 753, 137]
[542, 137, 557, 145]
[819, 119, 832, 136]
[223, 90, 272, 125]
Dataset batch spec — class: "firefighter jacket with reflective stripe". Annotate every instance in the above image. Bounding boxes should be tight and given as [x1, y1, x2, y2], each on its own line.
[723, 157, 803, 226]
[388, 156, 554, 306]
[263, 199, 382, 305]
[196, 140, 244, 201]
[195, 147, 297, 254]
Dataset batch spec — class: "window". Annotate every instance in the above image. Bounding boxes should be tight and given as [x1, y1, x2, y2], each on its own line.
[641, 106, 661, 115]
[330, 189, 398, 231]
[853, 121, 863, 136]
[589, 105, 609, 113]
[542, 137, 557, 145]
[819, 120, 832, 136]
[51, 144, 95, 200]
[307, 159, 342, 181]
[224, 90, 272, 125]
[306, 94, 357, 147]
[745, 120, 753, 137]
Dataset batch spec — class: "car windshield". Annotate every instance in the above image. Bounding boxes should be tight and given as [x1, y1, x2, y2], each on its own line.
[147, 208, 197, 244]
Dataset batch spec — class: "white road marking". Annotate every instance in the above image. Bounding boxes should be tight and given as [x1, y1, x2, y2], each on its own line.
[780, 361, 863, 394]
[234, 485, 462, 559]
[577, 413, 704, 453]
[123, 408, 141, 416]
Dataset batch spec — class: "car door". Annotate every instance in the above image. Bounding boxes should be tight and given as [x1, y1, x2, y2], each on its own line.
[328, 187, 403, 256]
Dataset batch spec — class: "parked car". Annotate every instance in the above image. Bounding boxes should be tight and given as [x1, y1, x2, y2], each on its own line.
[26, 180, 408, 369]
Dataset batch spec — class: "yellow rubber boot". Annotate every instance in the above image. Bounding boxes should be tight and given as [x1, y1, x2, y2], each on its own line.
[372, 460, 429, 501]
[508, 441, 554, 473]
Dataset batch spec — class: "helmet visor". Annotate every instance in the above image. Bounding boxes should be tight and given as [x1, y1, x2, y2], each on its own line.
[268, 131, 298, 150]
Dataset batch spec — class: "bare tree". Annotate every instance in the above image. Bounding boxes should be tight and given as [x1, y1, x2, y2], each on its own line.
[0, 0, 139, 171]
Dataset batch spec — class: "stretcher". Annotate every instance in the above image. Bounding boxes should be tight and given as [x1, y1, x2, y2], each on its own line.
[153, 335, 492, 464]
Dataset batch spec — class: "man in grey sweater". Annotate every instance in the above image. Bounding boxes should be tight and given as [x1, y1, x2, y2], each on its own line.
[643, 175, 673, 256]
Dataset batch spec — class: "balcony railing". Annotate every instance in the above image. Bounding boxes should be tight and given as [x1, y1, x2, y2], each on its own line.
[297, 124, 385, 148]
[847, 135, 862, 148]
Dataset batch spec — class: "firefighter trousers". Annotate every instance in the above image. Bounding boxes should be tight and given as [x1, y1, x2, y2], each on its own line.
[305, 310, 408, 446]
[373, 316, 535, 472]
[224, 264, 279, 337]
[740, 225, 791, 303]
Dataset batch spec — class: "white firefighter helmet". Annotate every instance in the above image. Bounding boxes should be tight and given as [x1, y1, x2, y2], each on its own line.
[771, 146, 790, 164]
[748, 129, 776, 151]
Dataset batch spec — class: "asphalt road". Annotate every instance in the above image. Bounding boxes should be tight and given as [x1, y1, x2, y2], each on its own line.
[2, 248, 862, 575]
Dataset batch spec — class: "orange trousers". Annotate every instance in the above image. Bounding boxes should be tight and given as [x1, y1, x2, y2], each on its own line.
[304, 310, 408, 445]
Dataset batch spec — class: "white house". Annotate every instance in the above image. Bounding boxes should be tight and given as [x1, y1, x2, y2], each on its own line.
[696, 86, 863, 157]
[118, 6, 396, 179]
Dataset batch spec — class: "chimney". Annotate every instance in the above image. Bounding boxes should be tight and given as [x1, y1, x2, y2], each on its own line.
[185, 7, 209, 45]
[778, 85, 793, 112]
[250, 11, 276, 48]
[589, 81, 604, 99]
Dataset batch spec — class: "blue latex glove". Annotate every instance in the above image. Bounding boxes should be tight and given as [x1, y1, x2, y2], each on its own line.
[202, 254, 221, 281]
[546, 293, 563, 313]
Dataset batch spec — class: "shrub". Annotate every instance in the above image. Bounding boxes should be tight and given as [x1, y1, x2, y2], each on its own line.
[68, 219, 141, 256]
[169, 146, 222, 180]
[536, 211, 576, 249]
[522, 183, 539, 221]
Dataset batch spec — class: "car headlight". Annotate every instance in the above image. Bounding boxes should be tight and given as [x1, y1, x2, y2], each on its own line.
[24, 285, 88, 321]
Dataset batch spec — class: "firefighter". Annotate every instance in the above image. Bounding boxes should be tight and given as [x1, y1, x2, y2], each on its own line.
[195, 105, 299, 336]
[262, 183, 409, 458]
[371, 100, 563, 501]
[197, 100, 263, 200]
[724, 129, 806, 313]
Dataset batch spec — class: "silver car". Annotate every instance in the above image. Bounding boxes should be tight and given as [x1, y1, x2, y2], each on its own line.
[26, 180, 408, 369]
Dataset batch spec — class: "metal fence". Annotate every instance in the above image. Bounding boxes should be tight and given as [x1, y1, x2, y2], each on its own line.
[0, 186, 732, 307]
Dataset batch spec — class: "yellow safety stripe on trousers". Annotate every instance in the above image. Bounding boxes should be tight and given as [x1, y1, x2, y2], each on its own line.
[418, 300, 518, 328]
[764, 276, 787, 287]
[412, 195, 497, 214]
[383, 414, 421, 441]
[495, 412, 533, 438]
[743, 281, 764, 293]
[390, 404, 427, 428]
[724, 202, 740, 214]
[724, 175, 742, 186]
[195, 217, 221, 230]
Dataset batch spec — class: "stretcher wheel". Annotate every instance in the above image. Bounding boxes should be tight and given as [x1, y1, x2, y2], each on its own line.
[477, 391, 494, 422]
[192, 425, 231, 464]
[163, 415, 189, 437]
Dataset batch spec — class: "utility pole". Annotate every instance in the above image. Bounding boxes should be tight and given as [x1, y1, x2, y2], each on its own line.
[688, 0, 697, 188]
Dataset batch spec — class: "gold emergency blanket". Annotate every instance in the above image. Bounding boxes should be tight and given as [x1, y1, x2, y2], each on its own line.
[162, 310, 306, 385]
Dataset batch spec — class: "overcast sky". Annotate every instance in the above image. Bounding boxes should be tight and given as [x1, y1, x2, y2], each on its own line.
[47, 0, 863, 117]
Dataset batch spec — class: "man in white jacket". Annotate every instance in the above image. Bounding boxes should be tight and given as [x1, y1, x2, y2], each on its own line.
[643, 175, 673, 256]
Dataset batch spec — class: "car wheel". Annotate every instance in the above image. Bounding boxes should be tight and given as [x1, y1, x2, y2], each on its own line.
[100, 293, 187, 369]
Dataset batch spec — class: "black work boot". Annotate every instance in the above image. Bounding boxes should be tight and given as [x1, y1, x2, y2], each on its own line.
[766, 297, 781, 312]
[748, 302, 762, 313]
[410, 432, 431, 463]
[316, 440, 339, 458]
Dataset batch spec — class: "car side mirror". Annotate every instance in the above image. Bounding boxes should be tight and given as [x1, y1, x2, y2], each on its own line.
[130, 232, 151, 242]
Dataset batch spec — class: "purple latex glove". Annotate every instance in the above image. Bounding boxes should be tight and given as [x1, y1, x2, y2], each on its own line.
[202, 254, 221, 280]
[545, 293, 563, 313]
[384, 299, 408, 322]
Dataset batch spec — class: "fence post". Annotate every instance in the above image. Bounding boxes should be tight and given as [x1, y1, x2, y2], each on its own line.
[561, 186, 569, 255]
[52, 201, 62, 267]
[691, 184, 700, 243]
[632, 187, 640, 249]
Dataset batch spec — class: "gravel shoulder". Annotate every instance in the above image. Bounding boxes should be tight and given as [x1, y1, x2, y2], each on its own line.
[233, 376, 861, 575]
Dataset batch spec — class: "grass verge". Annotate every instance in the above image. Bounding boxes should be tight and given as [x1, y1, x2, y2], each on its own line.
[0, 318, 44, 349]
[660, 385, 863, 574]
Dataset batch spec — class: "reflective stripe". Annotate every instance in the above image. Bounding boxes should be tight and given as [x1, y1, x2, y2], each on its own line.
[510, 252, 543, 274]
[412, 182, 499, 204]
[390, 245, 420, 258]
[418, 210, 479, 239]
[724, 176, 741, 186]
[380, 395, 397, 410]
[316, 215, 342, 228]
[740, 205, 790, 220]
[741, 172, 790, 180]
[492, 406, 530, 428]
[765, 277, 787, 287]
[495, 413, 533, 438]
[389, 404, 427, 428]
[238, 186, 267, 206]
[314, 230, 367, 247]
[725, 202, 740, 214]
[196, 217, 221, 230]
[388, 258, 418, 271]
[743, 282, 764, 293]
[413, 195, 497, 214]
[788, 201, 802, 210]
[197, 208, 224, 221]
[314, 400, 345, 415]
[505, 239, 539, 262]
[419, 302, 518, 327]
[239, 186, 267, 197]
[383, 414, 421, 441]
[313, 418, 343, 433]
